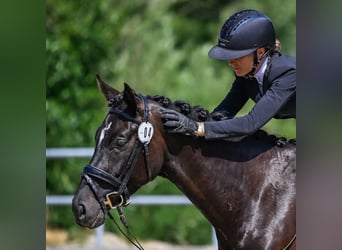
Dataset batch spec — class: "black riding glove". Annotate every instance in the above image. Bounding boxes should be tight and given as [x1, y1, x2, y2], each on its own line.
[161, 109, 198, 136]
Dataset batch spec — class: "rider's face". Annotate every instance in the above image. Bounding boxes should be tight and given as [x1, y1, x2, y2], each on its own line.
[228, 48, 265, 77]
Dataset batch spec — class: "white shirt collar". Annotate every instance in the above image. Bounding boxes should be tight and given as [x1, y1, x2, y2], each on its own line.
[254, 57, 269, 85]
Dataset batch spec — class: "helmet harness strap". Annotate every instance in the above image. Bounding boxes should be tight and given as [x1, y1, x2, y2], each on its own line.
[243, 47, 273, 79]
[244, 51, 259, 79]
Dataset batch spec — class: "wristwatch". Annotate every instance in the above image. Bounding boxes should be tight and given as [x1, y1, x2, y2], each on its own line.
[195, 122, 205, 137]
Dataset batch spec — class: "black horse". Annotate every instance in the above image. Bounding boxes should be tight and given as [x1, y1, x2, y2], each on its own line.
[72, 75, 296, 250]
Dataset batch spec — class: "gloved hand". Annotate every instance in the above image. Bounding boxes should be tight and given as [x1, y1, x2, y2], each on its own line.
[161, 109, 198, 136]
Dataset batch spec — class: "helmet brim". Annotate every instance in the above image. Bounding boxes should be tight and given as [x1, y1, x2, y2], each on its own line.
[208, 45, 256, 60]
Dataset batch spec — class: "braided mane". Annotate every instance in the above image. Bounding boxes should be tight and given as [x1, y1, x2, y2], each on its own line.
[148, 95, 295, 147]
[108, 93, 294, 147]
[148, 95, 211, 122]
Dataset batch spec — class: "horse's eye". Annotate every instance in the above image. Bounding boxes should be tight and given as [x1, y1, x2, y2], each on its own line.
[116, 139, 127, 146]
[112, 138, 127, 149]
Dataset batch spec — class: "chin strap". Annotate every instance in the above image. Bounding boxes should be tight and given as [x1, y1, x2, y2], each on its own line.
[243, 51, 259, 79]
[243, 47, 273, 79]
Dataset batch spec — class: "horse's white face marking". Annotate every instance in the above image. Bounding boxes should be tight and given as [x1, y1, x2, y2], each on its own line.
[98, 121, 112, 147]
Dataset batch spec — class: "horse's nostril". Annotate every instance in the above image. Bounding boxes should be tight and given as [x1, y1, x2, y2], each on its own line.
[78, 204, 86, 220]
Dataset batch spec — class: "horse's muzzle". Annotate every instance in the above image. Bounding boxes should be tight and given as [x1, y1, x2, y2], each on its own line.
[72, 193, 105, 229]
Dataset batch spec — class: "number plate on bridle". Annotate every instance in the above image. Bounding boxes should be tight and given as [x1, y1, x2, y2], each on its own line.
[137, 122, 154, 144]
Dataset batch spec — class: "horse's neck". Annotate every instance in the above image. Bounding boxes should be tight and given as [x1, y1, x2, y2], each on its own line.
[162, 136, 267, 197]
[161, 136, 291, 227]
[165, 149, 241, 198]
[162, 139, 250, 228]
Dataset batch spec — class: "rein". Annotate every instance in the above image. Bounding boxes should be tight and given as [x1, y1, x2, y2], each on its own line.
[283, 234, 296, 250]
[82, 94, 154, 250]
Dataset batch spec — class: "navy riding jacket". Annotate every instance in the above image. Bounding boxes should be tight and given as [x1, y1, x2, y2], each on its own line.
[204, 53, 296, 139]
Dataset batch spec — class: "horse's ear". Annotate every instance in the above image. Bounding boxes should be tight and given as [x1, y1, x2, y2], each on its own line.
[96, 74, 119, 101]
[123, 82, 137, 116]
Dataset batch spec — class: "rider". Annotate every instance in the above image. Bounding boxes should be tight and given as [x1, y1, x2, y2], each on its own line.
[161, 9, 296, 139]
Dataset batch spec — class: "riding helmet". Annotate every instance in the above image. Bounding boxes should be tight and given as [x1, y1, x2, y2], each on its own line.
[208, 9, 275, 60]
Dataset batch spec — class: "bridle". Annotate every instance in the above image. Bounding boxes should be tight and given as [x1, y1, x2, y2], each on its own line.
[81, 94, 154, 249]
[82, 94, 153, 211]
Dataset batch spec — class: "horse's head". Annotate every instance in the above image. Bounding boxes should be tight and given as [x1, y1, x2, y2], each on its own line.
[72, 75, 166, 229]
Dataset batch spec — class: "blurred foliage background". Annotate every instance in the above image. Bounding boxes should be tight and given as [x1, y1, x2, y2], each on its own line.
[46, 0, 296, 245]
